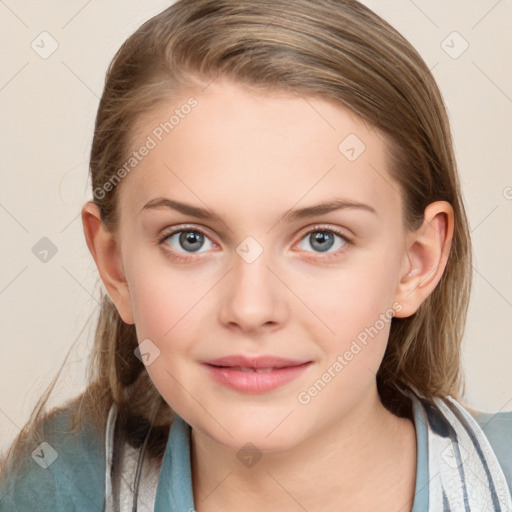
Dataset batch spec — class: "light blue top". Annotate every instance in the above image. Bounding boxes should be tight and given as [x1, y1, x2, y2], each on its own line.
[1, 398, 511, 511]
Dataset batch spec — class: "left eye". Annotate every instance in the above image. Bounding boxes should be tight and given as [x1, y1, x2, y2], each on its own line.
[297, 229, 348, 253]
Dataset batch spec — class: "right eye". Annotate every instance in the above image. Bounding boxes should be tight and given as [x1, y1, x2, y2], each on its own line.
[158, 226, 217, 262]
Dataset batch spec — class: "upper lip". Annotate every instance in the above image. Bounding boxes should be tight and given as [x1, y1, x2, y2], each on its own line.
[203, 355, 310, 369]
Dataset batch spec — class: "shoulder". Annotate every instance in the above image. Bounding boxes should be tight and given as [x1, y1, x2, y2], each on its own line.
[464, 405, 512, 491]
[0, 398, 106, 512]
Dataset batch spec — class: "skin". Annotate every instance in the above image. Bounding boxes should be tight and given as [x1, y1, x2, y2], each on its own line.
[82, 78, 454, 511]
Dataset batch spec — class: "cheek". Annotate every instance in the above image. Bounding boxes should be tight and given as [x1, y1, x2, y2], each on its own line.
[292, 248, 400, 381]
[295, 272, 396, 412]
[129, 279, 174, 339]
[126, 270, 203, 410]
[125, 246, 209, 338]
[126, 261, 219, 394]
[298, 264, 398, 337]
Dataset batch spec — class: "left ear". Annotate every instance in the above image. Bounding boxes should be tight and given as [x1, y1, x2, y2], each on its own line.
[394, 201, 454, 318]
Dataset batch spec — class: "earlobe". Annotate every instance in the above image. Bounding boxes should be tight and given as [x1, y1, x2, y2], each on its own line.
[394, 201, 454, 318]
[81, 201, 134, 325]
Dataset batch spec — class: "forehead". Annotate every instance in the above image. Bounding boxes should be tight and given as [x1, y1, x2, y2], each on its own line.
[119, 78, 401, 225]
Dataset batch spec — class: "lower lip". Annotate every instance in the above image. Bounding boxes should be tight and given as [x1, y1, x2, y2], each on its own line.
[202, 362, 312, 394]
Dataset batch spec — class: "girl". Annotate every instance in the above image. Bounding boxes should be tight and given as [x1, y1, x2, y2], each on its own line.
[1, 1, 511, 510]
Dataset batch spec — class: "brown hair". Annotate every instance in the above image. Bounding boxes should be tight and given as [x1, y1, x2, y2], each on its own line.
[1, 0, 472, 475]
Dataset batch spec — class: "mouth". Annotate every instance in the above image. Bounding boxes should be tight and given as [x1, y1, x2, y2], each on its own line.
[201, 357, 313, 394]
[203, 354, 310, 369]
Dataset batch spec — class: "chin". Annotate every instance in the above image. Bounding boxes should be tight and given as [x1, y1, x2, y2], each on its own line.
[202, 420, 305, 454]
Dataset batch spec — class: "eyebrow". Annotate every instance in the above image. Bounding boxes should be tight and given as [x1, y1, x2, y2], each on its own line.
[140, 197, 377, 222]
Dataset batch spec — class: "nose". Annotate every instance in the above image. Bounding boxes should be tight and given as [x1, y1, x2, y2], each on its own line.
[218, 247, 288, 333]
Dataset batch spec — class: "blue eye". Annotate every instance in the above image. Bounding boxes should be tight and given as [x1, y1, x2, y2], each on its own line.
[161, 229, 214, 255]
[158, 224, 351, 263]
[297, 228, 349, 254]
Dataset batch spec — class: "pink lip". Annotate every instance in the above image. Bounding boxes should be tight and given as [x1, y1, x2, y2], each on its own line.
[202, 355, 312, 394]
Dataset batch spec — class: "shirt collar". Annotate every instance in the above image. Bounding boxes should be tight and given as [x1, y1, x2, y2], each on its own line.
[154, 414, 195, 511]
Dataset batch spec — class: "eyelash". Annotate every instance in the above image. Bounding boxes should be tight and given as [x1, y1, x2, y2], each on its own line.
[157, 224, 353, 263]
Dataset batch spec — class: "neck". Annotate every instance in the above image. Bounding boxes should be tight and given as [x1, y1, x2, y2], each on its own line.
[190, 386, 417, 512]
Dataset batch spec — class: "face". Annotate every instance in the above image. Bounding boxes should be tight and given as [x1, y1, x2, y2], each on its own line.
[113, 78, 409, 452]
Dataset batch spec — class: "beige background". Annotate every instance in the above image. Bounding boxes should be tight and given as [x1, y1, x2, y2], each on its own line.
[1, 0, 511, 453]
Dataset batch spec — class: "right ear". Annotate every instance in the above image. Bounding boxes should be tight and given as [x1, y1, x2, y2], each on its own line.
[81, 201, 134, 325]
